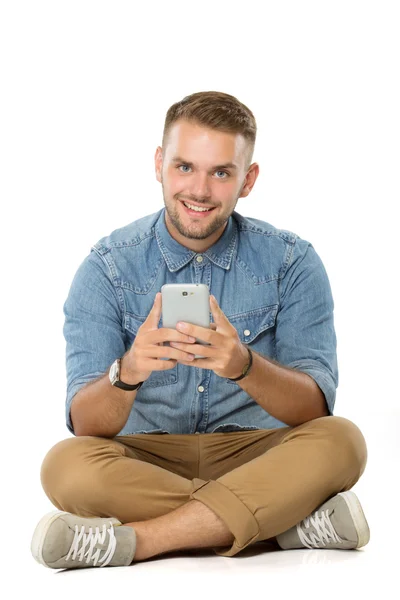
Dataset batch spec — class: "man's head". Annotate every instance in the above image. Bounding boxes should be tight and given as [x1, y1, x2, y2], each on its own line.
[155, 91, 259, 252]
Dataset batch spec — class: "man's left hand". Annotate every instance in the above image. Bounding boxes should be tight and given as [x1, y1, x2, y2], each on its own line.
[170, 295, 249, 379]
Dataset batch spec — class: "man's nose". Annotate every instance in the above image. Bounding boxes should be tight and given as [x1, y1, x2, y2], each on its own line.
[189, 172, 211, 199]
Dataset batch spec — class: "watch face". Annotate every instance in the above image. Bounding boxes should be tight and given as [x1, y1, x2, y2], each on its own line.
[109, 359, 119, 385]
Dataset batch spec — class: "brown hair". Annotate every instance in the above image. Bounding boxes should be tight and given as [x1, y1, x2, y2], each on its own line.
[162, 91, 257, 170]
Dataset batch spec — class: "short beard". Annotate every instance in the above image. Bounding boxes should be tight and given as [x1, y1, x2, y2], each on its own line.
[164, 195, 237, 240]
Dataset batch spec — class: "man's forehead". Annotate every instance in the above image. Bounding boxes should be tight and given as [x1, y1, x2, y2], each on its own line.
[165, 120, 247, 165]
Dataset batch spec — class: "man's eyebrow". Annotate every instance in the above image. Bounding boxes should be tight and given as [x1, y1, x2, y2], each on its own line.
[171, 156, 238, 170]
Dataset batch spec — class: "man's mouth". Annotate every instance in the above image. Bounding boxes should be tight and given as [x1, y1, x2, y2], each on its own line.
[180, 200, 216, 217]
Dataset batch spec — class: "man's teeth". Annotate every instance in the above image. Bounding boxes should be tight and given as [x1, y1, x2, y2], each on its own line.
[183, 201, 213, 212]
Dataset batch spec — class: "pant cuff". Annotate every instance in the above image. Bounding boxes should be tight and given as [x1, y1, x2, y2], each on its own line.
[190, 478, 260, 557]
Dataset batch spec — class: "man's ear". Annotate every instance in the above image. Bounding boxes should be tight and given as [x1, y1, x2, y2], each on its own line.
[155, 146, 163, 183]
[239, 163, 259, 198]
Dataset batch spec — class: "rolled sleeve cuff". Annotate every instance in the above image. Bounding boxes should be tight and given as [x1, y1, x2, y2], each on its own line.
[286, 360, 337, 416]
[65, 372, 105, 435]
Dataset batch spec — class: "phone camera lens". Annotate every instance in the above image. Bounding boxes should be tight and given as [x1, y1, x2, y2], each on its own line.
[182, 291, 188, 296]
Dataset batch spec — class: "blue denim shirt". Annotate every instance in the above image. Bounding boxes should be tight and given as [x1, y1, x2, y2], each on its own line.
[63, 208, 338, 436]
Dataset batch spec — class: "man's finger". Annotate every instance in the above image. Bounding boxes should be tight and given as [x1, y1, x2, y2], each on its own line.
[141, 292, 161, 331]
[210, 295, 230, 327]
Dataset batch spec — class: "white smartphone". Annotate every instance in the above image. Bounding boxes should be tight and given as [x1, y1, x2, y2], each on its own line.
[161, 283, 211, 359]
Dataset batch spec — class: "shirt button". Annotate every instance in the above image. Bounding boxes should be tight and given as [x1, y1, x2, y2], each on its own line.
[244, 329, 251, 336]
[196, 255, 204, 263]
[198, 385, 205, 392]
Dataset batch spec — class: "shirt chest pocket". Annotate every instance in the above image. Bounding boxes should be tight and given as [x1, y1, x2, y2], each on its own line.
[225, 304, 278, 384]
[124, 313, 178, 388]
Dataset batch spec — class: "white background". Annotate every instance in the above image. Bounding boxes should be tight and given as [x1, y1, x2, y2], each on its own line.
[1, 1, 398, 596]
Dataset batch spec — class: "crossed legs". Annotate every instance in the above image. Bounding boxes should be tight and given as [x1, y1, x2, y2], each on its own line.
[41, 416, 367, 561]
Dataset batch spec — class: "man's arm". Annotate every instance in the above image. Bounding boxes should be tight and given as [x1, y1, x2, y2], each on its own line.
[70, 353, 142, 438]
[63, 248, 132, 437]
[234, 349, 329, 427]
[234, 238, 337, 426]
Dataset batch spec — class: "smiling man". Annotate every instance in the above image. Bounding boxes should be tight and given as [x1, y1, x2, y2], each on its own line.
[157, 117, 258, 252]
[31, 91, 369, 570]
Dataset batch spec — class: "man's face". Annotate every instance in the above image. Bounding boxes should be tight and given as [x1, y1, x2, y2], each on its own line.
[155, 119, 259, 252]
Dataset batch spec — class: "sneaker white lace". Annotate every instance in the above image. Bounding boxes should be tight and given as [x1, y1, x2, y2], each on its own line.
[31, 511, 137, 569]
[66, 521, 117, 567]
[276, 491, 370, 550]
[297, 508, 344, 549]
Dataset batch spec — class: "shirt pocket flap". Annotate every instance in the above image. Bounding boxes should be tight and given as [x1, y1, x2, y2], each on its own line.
[229, 304, 278, 344]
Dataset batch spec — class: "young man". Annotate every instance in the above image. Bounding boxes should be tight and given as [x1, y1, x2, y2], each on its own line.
[31, 91, 369, 570]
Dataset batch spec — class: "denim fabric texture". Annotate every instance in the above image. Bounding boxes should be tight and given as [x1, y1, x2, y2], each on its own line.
[63, 208, 338, 436]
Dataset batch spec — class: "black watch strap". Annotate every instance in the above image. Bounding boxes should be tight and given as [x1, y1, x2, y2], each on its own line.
[110, 358, 144, 391]
[114, 379, 143, 391]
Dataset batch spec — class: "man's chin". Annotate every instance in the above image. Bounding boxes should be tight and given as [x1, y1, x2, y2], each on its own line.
[175, 223, 215, 240]
[165, 202, 229, 241]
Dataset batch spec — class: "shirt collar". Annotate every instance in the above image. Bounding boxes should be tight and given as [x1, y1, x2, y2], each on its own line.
[155, 207, 238, 272]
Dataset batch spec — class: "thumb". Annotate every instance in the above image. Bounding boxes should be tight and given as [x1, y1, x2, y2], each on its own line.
[142, 292, 162, 331]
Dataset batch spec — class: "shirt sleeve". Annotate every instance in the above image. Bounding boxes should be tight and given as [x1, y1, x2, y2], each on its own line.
[62, 247, 126, 435]
[275, 238, 339, 415]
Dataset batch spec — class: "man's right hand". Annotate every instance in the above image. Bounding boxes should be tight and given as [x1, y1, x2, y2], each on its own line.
[120, 292, 197, 384]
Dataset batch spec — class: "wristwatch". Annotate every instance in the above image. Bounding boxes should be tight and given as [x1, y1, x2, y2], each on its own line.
[109, 358, 144, 391]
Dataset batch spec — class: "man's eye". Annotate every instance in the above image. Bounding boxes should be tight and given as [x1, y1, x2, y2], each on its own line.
[178, 165, 229, 178]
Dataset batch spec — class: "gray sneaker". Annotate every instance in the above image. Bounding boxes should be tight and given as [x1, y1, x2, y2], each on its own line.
[31, 511, 137, 569]
[276, 491, 370, 550]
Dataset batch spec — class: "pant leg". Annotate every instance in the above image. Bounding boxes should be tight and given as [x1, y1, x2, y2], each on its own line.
[40, 434, 201, 524]
[190, 416, 368, 557]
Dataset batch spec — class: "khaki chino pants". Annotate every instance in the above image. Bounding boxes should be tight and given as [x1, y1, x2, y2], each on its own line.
[40, 415, 367, 557]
